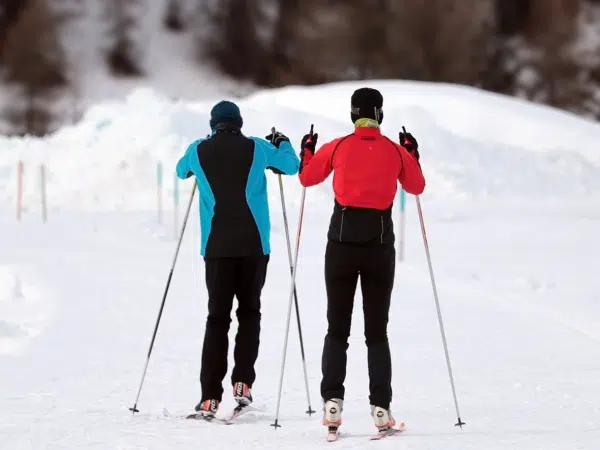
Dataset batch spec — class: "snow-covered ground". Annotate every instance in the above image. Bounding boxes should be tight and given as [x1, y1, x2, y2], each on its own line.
[1, 80, 600, 449]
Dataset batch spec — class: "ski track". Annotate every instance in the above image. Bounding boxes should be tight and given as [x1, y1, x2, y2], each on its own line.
[1, 199, 600, 449]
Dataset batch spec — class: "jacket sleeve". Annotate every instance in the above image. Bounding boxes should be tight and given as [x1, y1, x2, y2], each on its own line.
[176, 139, 203, 179]
[298, 140, 336, 187]
[252, 138, 300, 175]
[396, 143, 426, 195]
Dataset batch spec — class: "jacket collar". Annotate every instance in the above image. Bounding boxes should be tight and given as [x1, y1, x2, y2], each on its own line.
[212, 122, 242, 134]
[353, 126, 382, 137]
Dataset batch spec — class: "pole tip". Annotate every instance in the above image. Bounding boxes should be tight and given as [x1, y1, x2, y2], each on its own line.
[271, 420, 281, 429]
[129, 406, 140, 414]
[306, 408, 316, 416]
[455, 418, 466, 428]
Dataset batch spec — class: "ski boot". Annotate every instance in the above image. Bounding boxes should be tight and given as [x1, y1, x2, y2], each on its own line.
[233, 382, 253, 406]
[230, 382, 254, 420]
[371, 405, 396, 431]
[188, 399, 219, 420]
[323, 398, 343, 440]
[369, 405, 406, 439]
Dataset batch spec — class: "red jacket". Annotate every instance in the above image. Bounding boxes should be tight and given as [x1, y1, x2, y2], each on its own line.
[299, 127, 425, 244]
[299, 127, 425, 205]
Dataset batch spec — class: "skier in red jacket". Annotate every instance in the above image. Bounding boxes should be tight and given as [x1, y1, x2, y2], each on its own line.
[298, 87, 425, 434]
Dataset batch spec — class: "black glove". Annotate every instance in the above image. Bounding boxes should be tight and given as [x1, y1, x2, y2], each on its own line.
[300, 133, 318, 155]
[265, 131, 290, 148]
[300, 133, 318, 165]
[399, 128, 419, 160]
[299, 132, 318, 173]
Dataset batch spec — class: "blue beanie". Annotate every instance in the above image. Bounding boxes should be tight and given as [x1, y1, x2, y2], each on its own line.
[209, 100, 243, 130]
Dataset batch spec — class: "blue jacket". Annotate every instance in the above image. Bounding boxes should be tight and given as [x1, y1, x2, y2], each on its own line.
[176, 130, 299, 257]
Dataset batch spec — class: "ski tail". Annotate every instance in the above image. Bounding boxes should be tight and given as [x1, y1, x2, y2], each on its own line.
[326, 425, 339, 442]
[369, 422, 406, 440]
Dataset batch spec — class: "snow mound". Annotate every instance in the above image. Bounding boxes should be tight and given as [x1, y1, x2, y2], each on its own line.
[256, 80, 600, 163]
[0, 266, 24, 300]
[0, 266, 51, 354]
[1, 81, 600, 213]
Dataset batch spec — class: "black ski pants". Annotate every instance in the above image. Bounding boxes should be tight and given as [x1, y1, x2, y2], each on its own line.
[200, 255, 269, 402]
[321, 241, 395, 410]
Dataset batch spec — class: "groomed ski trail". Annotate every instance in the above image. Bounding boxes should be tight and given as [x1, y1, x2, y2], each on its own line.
[1, 200, 600, 449]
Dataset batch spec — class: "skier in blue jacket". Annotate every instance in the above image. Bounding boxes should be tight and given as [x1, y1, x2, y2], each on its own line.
[176, 100, 299, 418]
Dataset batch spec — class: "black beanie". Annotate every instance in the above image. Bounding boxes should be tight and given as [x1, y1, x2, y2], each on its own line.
[350, 87, 384, 124]
[209, 100, 243, 130]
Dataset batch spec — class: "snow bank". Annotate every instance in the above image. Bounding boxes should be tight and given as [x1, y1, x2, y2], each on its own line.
[0, 266, 50, 355]
[0, 266, 25, 302]
[0, 268, 27, 347]
[255, 80, 600, 163]
[1, 81, 600, 213]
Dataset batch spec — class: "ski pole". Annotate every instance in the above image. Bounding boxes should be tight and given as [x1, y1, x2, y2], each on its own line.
[272, 126, 311, 428]
[415, 193, 465, 428]
[400, 125, 465, 427]
[129, 179, 197, 414]
[271, 125, 315, 417]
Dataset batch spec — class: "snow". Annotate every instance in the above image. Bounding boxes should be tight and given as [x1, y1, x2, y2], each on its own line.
[0, 266, 51, 355]
[1, 80, 600, 449]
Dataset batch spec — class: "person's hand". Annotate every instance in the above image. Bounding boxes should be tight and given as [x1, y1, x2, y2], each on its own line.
[399, 127, 419, 160]
[265, 131, 290, 148]
[300, 132, 318, 158]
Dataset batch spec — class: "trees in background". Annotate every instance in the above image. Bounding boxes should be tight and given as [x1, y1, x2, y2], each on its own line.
[104, 0, 144, 76]
[164, 0, 185, 31]
[492, 0, 600, 118]
[197, 0, 265, 81]
[1, 0, 67, 136]
[197, 0, 600, 119]
[0, 0, 28, 62]
[517, 0, 584, 110]
[195, 0, 497, 87]
[2, 0, 600, 137]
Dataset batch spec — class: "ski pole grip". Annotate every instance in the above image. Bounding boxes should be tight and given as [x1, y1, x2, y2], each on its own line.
[271, 126, 277, 144]
[400, 126, 407, 144]
[309, 124, 314, 136]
